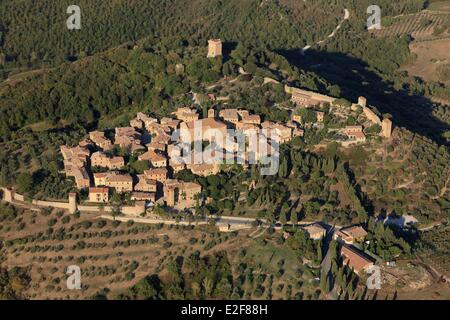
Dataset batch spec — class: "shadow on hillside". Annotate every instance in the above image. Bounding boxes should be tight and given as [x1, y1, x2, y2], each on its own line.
[277, 48, 450, 146]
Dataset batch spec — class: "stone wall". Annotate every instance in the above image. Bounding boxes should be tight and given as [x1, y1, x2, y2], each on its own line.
[362, 106, 382, 125]
[285, 85, 336, 104]
[31, 199, 70, 210]
[1, 187, 145, 216]
[381, 118, 393, 138]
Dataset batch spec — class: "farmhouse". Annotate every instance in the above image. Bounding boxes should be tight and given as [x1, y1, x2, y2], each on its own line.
[341, 245, 374, 274]
[334, 226, 368, 244]
[344, 126, 366, 143]
[303, 223, 327, 240]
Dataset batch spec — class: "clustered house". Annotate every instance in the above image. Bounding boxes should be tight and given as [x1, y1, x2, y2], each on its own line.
[61, 98, 386, 209]
[59, 41, 393, 212]
[61, 102, 306, 210]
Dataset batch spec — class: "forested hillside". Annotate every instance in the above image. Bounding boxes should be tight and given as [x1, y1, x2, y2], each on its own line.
[0, 0, 341, 71]
[0, 0, 427, 71]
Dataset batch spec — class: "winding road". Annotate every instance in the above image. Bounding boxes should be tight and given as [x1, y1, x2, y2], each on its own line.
[302, 8, 350, 54]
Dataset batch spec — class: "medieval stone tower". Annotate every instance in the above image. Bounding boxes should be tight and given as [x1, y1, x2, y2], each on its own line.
[358, 96, 367, 108]
[207, 39, 222, 58]
[208, 108, 216, 118]
[2, 187, 15, 202]
[381, 118, 392, 139]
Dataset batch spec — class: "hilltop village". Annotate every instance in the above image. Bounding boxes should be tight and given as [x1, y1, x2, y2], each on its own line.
[60, 39, 393, 213]
[3, 35, 439, 301]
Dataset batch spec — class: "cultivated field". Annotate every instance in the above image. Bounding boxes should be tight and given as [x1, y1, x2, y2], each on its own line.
[374, 11, 450, 40]
[401, 38, 450, 84]
[0, 203, 319, 300]
[429, 0, 450, 12]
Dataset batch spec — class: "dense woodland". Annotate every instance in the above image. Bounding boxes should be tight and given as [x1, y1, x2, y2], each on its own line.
[0, 0, 343, 70]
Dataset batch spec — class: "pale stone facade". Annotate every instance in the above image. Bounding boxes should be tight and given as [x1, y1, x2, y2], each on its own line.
[381, 118, 392, 138]
[91, 152, 124, 170]
[104, 173, 133, 193]
[89, 187, 109, 203]
[207, 39, 222, 58]
[164, 179, 202, 209]
[285, 85, 335, 107]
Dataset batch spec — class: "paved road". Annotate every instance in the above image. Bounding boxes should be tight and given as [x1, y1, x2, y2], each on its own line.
[320, 226, 339, 299]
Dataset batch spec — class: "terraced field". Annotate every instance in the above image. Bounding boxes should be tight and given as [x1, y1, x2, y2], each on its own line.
[374, 12, 450, 40]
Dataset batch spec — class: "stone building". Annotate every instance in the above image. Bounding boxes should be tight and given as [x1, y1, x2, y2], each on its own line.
[358, 96, 367, 108]
[164, 179, 202, 209]
[207, 39, 222, 58]
[138, 150, 167, 168]
[172, 107, 199, 123]
[303, 223, 327, 240]
[381, 118, 392, 138]
[135, 175, 157, 193]
[340, 245, 374, 274]
[91, 152, 124, 170]
[344, 126, 366, 143]
[89, 131, 113, 151]
[187, 163, 221, 177]
[104, 173, 133, 193]
[316, 111, 325, 123]
[179, 118, 228, 143]
[334, 226, 368, 244]
[131, 192, 156, 202]
[93, 173, 108, 187]
[285, 85, 335, 107]
[144, 168, 168, 183]
[89, 187, 109, 203]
